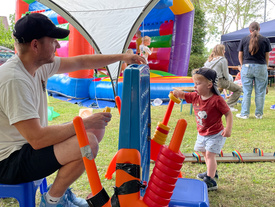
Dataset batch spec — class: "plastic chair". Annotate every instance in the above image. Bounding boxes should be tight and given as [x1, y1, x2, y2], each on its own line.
[0, 178, 47, 207]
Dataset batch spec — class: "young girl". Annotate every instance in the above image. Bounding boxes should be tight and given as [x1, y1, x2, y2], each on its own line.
[173, 68, 233, 191]
[204, 44, 242, 112]
[139, 36, 153, 64]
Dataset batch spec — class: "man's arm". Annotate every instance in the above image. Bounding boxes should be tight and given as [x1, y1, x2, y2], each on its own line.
[238, 51, 243, 66]
[57, 54, 146, 74]
[14, 119, 75, 149]
[13, 112, 111, 150]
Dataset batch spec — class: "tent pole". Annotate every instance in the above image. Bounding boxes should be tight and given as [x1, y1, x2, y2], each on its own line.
[264, 0, 267, 22]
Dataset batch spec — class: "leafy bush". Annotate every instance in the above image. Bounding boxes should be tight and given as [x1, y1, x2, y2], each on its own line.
[0, 14, 15, 50]
[191, 4, 207, 55]
[187, 53, 207, 76]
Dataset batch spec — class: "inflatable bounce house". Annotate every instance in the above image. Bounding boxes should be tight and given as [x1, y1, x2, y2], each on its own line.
[16, 0, 195, 107]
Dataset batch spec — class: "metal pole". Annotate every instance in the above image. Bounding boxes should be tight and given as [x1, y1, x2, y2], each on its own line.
[264, 0, 267, 22]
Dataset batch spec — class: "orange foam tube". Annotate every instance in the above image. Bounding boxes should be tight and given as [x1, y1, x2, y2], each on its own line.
[73, 116, 111, 207]
[168, 119, 187, 153]
[115, 96, 121, 114]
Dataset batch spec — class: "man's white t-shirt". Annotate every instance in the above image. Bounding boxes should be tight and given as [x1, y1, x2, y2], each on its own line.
[0, 55, 60, 161]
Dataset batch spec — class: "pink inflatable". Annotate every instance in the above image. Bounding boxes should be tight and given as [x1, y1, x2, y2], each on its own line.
[56, 41, 69, 57]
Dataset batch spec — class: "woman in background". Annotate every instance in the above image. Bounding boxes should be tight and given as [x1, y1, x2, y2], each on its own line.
[204, 44, 242, 112]
[237, 22, 272, 119]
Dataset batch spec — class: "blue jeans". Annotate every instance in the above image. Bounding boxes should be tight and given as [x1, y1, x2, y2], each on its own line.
[240, 64, 268, 116]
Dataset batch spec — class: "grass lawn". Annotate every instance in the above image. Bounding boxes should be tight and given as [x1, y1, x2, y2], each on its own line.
[1, 86, 275, 207]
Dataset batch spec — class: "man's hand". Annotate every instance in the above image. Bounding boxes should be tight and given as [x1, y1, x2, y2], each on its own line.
[123, 54, 147, 65]
[83, 112, 112, 130]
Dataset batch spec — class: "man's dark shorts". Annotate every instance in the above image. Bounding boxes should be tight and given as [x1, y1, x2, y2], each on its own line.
[0, 144, 62, 184]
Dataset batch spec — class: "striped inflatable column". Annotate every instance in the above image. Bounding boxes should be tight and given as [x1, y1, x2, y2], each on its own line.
[168, 0, 194, 76]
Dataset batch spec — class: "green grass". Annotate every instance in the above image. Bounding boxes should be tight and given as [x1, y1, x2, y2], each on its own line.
[1, 87, 275, 207]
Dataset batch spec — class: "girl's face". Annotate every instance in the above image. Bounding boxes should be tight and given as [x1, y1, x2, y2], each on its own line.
[193, 78, 212, 96]
[144, 39, 151, 46]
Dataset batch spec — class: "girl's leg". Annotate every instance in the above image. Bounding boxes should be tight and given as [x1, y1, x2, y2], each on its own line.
[218, 78, 241, 107]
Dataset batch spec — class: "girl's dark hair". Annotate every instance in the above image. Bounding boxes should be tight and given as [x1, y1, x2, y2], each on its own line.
[249, 22, 260, 55]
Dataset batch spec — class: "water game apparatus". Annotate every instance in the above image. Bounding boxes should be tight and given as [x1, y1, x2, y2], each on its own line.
[143, 119, 186, 206]
[105, 92, 181, 180]
[74, 116, 187, 207]
[150, 92, 181, 161]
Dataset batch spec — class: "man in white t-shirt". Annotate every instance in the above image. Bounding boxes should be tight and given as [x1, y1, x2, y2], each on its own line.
[0, 13, 146, 207]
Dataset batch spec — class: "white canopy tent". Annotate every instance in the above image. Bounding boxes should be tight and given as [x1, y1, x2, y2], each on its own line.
[38, 0, 159, 81]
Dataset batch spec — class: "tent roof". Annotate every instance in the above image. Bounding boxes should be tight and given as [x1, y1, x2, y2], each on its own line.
[39, 0, 159, 80]
[221, 19, 275, 42]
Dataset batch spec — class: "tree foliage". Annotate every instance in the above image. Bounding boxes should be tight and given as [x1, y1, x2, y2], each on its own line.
[199, 0, 264, 43]
[191, 3, 207, 55]
[0, 14, 15, 50]
[187, 2, 208, 75]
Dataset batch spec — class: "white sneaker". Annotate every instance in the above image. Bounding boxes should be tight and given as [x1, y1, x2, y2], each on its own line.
[236, 114, 249, 119]
[229, 107, 238, 112]
[255, 114, 263, 119]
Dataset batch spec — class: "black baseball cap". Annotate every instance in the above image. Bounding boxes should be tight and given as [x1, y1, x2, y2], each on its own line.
[195, 68, 220, 95]
[13, 13, 70, 43]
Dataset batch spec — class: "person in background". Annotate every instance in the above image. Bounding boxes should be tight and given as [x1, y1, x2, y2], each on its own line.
[173, 68, 233, 191]
[237, 21, 272, 119]
[139, 36, 154, 64]
[0, 13, 146, 207]
[135, 30, 142, 55]
[222, 74, 234, 99]
[204, 44, 242, 112]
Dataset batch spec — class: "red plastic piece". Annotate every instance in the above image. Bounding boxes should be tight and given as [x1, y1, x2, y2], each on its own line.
[160, 145, 185, 163]
[157, 153, 183, 170]
[154, 161, 181, 177]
